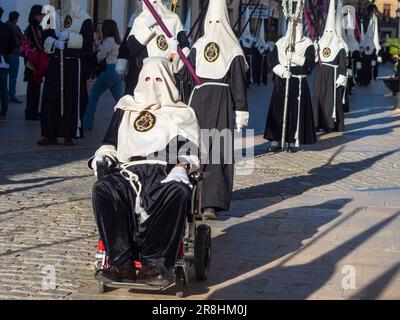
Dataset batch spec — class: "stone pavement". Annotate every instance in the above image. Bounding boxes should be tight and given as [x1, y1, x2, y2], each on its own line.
[0, 65, 399, 300]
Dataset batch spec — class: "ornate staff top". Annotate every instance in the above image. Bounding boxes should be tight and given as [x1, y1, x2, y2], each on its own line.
[282, 0, 304, 20]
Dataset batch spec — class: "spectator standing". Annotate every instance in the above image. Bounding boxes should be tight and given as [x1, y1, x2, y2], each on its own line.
[7, 11, 24, 104]
[0, 6, 17, 122]
[83, 19, 124, 131]
[23, 5, 46, 121]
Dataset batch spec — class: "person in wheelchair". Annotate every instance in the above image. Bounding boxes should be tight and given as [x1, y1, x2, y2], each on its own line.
[88, 57, 201, 286]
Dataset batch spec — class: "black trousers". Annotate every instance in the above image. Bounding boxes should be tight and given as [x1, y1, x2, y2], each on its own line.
[26, 80, 41, 117]
[92, 165, 191, 272]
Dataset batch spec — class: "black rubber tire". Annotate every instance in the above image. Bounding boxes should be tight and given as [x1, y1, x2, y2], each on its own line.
[175, 267, 186, 298]
[194, 224, 211, 281]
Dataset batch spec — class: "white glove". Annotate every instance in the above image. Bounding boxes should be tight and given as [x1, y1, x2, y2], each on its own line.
[92, 156, 114, 178]
[377, 56, 382, 64]
[371, 60, 376, 66]
[336, 74, 347, 88]
[145, 14, 157, 28]
[166, 36, 179, 54]
[356, 62, 362, 70]
[347, 68, 353, 78]
[54, 39, 66, 50]
[273, 64, 291, 79]
[161, 167, 192, 188]
[56, 30, 70, 41]
[115, 59, 129, 76]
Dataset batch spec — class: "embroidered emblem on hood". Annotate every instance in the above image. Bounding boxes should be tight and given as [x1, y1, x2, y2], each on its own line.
[204, 42, 220, 62]
[156, 35, 168, 51]
[134, 111, 156, 132]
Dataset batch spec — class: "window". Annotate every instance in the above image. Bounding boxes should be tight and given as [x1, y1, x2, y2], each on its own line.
[383, 4, 391, 17]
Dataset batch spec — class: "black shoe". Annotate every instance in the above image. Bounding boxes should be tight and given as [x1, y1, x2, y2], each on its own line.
[10, 97, 23, 104]
[37, 137, 58, 146]
[267, 145, 282, 153]
[287, 146, 298, 153]
[136, 266, 172, 287]
[64, 138, 75, 147]
[203, 208, 217, 220]
[95, 266, 136, 284]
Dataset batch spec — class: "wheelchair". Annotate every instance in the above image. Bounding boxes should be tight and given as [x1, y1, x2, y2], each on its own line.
[93, 160, 211, 298]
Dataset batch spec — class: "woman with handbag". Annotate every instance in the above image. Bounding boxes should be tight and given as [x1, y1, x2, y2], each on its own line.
[83, 19, 125, 131]
[23, 5, 47, 121]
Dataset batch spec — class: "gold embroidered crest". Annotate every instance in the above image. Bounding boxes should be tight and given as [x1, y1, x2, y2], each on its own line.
[204, 42, 220, 62]
[156, 35, 168, 51]
[134, 111, 156, 132]
[322, 47, 331, 58]
[64, 15, 73, 29]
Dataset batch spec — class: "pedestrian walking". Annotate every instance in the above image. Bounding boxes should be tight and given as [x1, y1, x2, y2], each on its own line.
[23, 5, 46, 121]
[0, 6, 17, 122]
[7, 11, 24, 104]
[83, 19, 124, 131]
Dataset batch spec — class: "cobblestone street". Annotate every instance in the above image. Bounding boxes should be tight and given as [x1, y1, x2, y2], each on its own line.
[1, 66, 400, 300]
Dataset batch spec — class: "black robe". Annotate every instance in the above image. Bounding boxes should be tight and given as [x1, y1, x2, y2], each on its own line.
[359, 49, 377, 87]
[92, 109, 193, 272]
[264, 45, 316, 145]
[126, 30, 190, 95]
[253, 47, 269, 86]
[241, 45, 253, 87]
[118, 26, 139, 95]
[40, 19, 93, 139]
[177, 51, 248, 212]
[352, 50, 362, 85]
[313, 48, 347, 132]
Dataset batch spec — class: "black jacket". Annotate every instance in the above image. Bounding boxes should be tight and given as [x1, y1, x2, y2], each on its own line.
[0, 20, 17, 64]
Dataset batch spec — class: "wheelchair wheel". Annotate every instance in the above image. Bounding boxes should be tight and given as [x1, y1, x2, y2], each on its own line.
[175, 267, 186, 298]
[194, 224, 211, 281]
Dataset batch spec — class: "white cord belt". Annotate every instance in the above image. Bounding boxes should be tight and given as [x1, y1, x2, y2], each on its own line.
[120, 160, 167, 224]
[291, 74, 307, 147]
[189, 82, 230, 105]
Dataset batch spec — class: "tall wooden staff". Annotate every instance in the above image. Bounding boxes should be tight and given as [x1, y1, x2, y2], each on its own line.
[59, 0, 64, 117]
[187, 0, 209, 39]
[232, 1, 251, 33]
[281, 0, 304, 151]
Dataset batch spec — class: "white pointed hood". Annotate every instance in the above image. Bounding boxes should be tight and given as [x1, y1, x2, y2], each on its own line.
[131, 0, 184, 58]
[343, 8, 360, 54]
[276, 15, 313, 66]
[336, 0, 348, 53]
[361, 14, 380, 55]
[256, 18, 268, 54]
[240, 8, 254, 49]
[115, 57, 200, 162]
[318, 0, 346, 62]
[193, 0, 248, 79]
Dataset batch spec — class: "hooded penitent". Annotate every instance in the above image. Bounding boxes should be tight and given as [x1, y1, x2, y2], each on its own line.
[343, 6, 360, 54]
[60, 0, 90, 25]
[114, 57, 200, 163]
[276, 16, 313, 67]
[256, 18, 269, 54]
[318, 0, 347, 62]
[240, 8, 254, 49]
[336, 0, 349, 54]
[362, 13, 380, 56]
[130, 0, 184, 58]
[193, 0, 248, 79]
